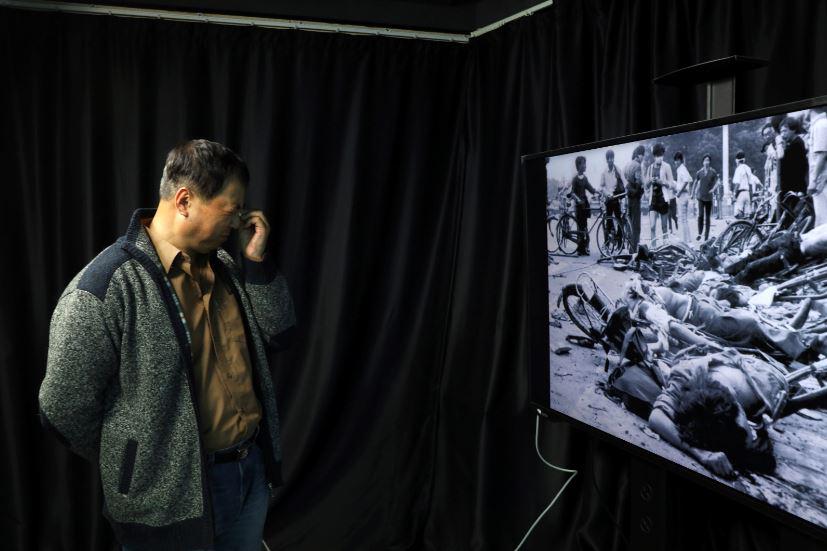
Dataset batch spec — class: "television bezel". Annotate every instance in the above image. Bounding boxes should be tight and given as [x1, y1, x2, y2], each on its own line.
[523, 94, 827, 543]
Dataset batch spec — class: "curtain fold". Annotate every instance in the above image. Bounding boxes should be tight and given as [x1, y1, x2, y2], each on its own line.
[2, 1, 827, 550]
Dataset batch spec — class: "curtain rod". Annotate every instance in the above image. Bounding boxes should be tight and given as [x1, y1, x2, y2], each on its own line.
[0, 0, 554, 43]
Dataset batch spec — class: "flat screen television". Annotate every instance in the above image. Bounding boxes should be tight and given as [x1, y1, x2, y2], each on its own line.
[524, 95, 827, 541]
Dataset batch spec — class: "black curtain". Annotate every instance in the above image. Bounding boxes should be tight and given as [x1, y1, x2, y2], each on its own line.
[2, 1, 827, 550]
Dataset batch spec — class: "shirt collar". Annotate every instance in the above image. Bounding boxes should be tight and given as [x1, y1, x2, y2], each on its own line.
[142, 217, 208, 275]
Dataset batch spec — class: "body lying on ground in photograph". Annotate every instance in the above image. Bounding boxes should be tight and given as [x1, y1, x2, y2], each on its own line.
[544, 106, 827, 532]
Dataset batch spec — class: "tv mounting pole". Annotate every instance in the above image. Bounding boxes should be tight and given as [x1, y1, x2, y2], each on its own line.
[618, 56, 771, 551]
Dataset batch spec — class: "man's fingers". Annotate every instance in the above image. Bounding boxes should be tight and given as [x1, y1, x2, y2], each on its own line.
[241, 211, 270, 232]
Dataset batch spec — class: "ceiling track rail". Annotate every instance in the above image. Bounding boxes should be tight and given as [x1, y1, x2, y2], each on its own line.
[0, 0, 554, 43]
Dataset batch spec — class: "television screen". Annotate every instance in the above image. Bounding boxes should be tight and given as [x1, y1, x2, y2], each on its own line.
[524, 96, 827, 540]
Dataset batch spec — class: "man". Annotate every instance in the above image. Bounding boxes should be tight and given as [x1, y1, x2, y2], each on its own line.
[778, 116, 809, 229]
[624, 145, 646, 252]
[673, 152, 693, 243]
[644, 143, 673, 248]
[664, 160, 678, 235]
[732, 151, 754, 218]
[39, 140, 296, 550]
[692, 154, 719, 242]
[599, 149, 626, 247]
[650, 345, 827, 479]
[808, 106, 827, 227]
[620, 277, 827, 363]
[568, 155, 597, 255]
[762, 123, 780, 200]
[648, 284, 827, 362]
[725, 223, 827, 285]
[649, 349, 782, 478]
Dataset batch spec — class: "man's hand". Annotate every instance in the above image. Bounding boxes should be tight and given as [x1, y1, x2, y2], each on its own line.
[698, 450, 735, 478]
[237, 209, 270, 261]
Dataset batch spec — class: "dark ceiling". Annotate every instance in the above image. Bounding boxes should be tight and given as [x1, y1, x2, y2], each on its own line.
[66, 0, 547, 34]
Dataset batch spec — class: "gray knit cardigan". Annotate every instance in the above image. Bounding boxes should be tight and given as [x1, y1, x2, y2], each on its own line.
[38, 208, 296, 549]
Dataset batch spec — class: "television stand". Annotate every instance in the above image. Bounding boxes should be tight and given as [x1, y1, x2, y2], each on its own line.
[628, 456, 668, 551]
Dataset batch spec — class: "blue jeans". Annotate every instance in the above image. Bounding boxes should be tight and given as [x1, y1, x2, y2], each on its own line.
[123, 440, 269, 551]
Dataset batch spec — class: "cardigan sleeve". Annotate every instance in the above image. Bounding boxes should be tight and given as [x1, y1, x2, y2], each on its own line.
[39, 289, 119, 463]
[240, 254, 297, 352]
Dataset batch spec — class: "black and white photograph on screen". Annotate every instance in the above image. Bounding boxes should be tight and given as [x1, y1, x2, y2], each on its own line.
[545, 107, 827, 532]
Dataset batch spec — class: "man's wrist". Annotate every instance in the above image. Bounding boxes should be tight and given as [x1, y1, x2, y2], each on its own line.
[245, 252, 267, 262]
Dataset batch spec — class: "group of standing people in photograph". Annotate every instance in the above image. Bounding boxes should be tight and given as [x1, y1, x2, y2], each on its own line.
[559, 107, 827, 255]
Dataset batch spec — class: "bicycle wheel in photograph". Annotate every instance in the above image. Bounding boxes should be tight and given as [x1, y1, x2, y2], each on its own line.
[547, 215, 559, 253]
[559, 283, 611, 342]
[556, 214, 579, 255]
[595, 216, 626, 257]
[718, 221, 764, 255]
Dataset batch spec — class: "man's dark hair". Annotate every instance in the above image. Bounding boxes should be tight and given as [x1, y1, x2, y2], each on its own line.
[575, 155, 586, 169]
[781, 116, 802, 134]
[674, 152, 684, 163]
[673, 370, 776, 474]
[159, 139, 250, 200]
[653, 143, 666, 157]
[712, 285, 742, 308]
[735, 150, 745, 161]
[633, 145, 646, 159]
[606, 149, 615, 159]
[770, 114, 785, 133]
[702, 154, 712, 163]
[761, 122, 775, 135]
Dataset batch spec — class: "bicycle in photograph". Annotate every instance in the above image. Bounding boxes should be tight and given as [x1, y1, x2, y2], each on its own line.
[718, 191, 815, 256]
[555, 192, 631, 257]
[547, 200, 561, 257]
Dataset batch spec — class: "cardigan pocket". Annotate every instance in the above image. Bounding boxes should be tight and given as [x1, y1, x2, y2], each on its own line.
[118, 438, 138, 495]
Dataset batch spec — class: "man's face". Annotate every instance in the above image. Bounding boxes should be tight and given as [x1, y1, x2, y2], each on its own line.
[780, 124, 795, 142]
[762, 127, 774, 141]
[186, 179, 246, 254]
[606, 154, 614, 170]
[703, 157, 710, 168]
[577, 160, 586, 174]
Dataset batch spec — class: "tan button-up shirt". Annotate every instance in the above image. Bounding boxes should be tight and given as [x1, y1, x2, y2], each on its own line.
[142, 217, 262, 453]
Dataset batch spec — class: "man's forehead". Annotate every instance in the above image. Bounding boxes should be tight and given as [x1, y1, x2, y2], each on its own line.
[217, 180, 246, 205]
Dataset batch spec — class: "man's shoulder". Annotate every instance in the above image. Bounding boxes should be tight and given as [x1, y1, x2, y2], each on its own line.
[75, 238, 133, 301]
[668, 358, 705, 384]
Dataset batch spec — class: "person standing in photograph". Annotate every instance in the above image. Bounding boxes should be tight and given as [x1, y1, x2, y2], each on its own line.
[778, 116, 809, 229]
[692, 154, 719, 242]
[644, 143, 673, 248]
[665, 161, 679, 235]
[713, 177, 725, 219]
[568, 155, 597, 255]
[732, 151, 755, 219]
[600, 149, 626, 243]
[624, 145, 646, 252]
[762, 123, 780, 220]
[808, 107, 827, 228]
[673, 152, 693, 243]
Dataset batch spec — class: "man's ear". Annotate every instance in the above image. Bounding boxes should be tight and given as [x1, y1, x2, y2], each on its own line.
[174, 186, 192, 218]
